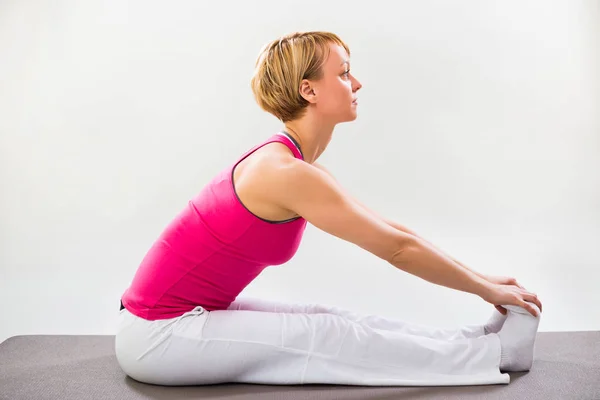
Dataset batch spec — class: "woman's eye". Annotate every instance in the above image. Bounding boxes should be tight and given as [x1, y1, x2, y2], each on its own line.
[343, 70, 350, 77]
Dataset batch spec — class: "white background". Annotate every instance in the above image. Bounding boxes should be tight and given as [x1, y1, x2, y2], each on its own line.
[1, 0, 598, 343]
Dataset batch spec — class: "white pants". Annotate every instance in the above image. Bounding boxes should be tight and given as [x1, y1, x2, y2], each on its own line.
[114, 297, 510, 386]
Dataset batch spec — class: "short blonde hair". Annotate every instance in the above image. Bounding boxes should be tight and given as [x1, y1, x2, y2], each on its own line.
[250, 31, 351, 122]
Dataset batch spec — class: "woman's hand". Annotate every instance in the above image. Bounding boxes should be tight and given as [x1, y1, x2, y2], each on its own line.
[482, 274, 525, 288]
[481, 275, 541, 315]
[480, 280, 542, 317]
[482, 275, 526, 315]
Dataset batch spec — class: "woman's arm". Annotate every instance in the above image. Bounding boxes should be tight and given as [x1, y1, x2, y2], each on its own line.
[264, 158, 490, 297]
[312, 162, 487, 281]
[368, 210, 487, 281]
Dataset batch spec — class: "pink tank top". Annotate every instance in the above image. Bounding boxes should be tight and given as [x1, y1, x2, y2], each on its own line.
[121, 132, 308, 320]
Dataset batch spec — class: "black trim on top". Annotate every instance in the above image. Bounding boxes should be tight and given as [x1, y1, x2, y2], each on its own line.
[230, 134, 303, 224]
[279, 131, 304, 160]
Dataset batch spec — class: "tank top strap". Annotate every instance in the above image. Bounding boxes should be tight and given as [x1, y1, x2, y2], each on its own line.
[273, 131, 304, 160]
[235, 132, 304, 165]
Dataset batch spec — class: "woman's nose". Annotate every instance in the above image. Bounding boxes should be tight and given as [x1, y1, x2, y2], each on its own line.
[353, 79, 362, 91]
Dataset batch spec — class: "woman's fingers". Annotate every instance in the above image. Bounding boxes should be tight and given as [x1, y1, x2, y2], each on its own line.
[528, 292, 542, 312]
[521, 300, 539, 317]
[517, 287, 543, 313]
[522, 293, 542, 316]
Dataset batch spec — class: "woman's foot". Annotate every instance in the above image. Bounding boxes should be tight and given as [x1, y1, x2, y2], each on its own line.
[497, 302, 542, 372]
[483, 308, 509, 335]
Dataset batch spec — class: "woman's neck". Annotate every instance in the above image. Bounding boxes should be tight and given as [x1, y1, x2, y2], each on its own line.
[283, 118, 334, 164]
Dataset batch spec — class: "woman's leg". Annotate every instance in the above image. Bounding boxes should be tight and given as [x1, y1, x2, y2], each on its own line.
[228, 296, 487, 340]
[115, 304, 509, 386]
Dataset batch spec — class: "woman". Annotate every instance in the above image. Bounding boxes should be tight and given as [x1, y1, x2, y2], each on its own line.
[115, 31, 543, 386]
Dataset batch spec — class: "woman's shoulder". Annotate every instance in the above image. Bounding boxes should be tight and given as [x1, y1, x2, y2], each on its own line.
[239, 141, 300, 175]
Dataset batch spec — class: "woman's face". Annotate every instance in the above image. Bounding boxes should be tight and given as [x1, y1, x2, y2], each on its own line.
[306, 43, 362, 124]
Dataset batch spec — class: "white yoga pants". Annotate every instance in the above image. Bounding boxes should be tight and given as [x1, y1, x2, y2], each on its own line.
[115, 297, 510, 386]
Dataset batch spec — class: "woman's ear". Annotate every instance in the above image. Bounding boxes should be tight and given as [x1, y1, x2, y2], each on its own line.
[299, 79, 317, 103]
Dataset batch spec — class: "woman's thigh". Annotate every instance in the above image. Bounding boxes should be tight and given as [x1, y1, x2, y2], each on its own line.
[228, 296, 485, 340]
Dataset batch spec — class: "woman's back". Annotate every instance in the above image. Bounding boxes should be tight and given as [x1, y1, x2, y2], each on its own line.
[120, 132, 307, 320]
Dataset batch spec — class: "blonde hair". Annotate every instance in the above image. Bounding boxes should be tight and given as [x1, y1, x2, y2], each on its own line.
[250, 31, 351, 122]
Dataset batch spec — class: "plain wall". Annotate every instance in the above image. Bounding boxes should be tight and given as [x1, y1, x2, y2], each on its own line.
[1, 0, 599, 343]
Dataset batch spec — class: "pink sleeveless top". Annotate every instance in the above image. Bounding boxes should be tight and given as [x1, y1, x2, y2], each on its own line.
[120, 132, 308, 320]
